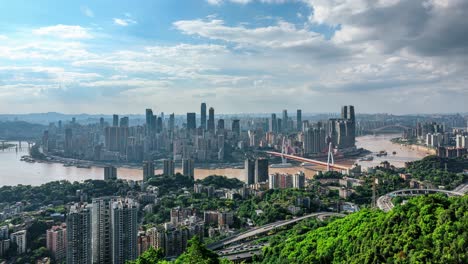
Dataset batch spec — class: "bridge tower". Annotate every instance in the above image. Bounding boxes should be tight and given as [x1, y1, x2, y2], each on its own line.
[281, 137, 287, 164]
[326, 141, 334, 172]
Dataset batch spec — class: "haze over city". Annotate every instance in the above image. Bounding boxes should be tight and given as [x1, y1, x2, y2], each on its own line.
[1, 0, 467, 114]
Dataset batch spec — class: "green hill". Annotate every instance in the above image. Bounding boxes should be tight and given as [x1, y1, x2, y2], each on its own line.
[261, 195, 467, 264]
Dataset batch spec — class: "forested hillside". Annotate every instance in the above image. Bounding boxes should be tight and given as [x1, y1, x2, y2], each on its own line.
[261, 194, 467, 264]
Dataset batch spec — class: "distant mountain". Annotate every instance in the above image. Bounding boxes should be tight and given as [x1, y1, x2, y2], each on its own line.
[0, 121, 46, 140]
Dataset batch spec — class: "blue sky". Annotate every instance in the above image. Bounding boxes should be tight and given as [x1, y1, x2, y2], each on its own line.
[0, 0, 467, 114]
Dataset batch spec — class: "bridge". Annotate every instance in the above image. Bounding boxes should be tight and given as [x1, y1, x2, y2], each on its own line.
[371, 124, 411, 133]
[377, 188, 464, 212]
[265, 151, 349, 171]
[208, 212, 345, 250]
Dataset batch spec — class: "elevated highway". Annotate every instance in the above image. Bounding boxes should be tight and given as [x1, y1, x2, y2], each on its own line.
[208, 212, 345, 250]
[377, 188, 464, 212]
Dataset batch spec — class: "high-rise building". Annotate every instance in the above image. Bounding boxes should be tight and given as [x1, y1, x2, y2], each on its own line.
[47, 223, 67, 263]
[269, 114, 277, 133]
[208, 107, 215, 132]
[169, 113, 175, 133]
[328, 106, 356, 149]
[120, 117, 129, 127]
[217, 119, 225, 131]
[143, 161, 155, 181]
[67, 203, 92, 264]
[297, 110, 302, 131]
[146, 109, 154, 134]
[277, 118, 282, 133]
[244, 159, 255, 185]
[282, 110, 288, 131]
[255, 158, 269, 183]
[186, 113, 196, 130]
[201, 103, 207, 130]
[182, 159, 194, 178]
[65, 128, 73, 156]
[111, 199, 139, 264]
[113, 114, 119, 127]
[92, 197, 116, 264]
[303, 127, 326, 155]
[157, 117, 163, 133]
[231, 120, 240, 136]
[163, 159, 175, 176]
[104, 166, 117, 180]
[10, 230, 26, 255]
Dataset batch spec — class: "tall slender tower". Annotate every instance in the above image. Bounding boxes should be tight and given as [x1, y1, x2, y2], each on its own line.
[208, 107, 215, 132]
[201, 103, 207, 130]
[296, 109, 302, 131]
[92, 197, 117, 264]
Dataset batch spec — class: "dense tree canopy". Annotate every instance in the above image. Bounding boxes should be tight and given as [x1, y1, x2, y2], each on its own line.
[196, 175, 245, 189]
[261, 194, 468, 263]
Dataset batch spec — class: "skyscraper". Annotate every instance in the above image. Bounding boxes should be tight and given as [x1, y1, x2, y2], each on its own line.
[111, 199, 138, 264]
[104, 166, 117, 180]
[64, 128, 73, 156]
[269, 114, 277, 133]
[186, 113, 196, 130]
[120, 117, 129, 127]
[182, 159, 194, 178]
[255, 158, 269, 183]
[163, 159, 175, 176]
[244, 158, 255, 185]
[113, 114, 119, 127]
[282, 110, 288, 131]
[145, 109, 153, 126]
[168, 113, 175, 133]
[217, 119, 225, 131]
[208, 107, 215, 132]
[67, 203, 92, 264]
[232, 120, 240, 136]
[92, 197, 116, 264]
[143, 161, 155, 181]
[296, 110, 302, 131]
[329, 105, 356, 149]
[200, 103, 207, 130]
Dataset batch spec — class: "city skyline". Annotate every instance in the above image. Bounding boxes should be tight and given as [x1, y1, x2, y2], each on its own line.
[1, 0, 467, 114]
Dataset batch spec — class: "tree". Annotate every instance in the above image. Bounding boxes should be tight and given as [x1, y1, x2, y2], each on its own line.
[130, 247, 165, 264]
[175, 236, 219, 264]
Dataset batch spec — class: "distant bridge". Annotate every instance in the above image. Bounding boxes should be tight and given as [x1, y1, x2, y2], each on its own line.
[208, 212, 345, 250]
[371, 124, 411, 133]
[265, 151, 349, 171]
[377, 188, 464, 212]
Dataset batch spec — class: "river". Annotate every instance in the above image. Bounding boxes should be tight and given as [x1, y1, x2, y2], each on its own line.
[0, 134, 429, 187]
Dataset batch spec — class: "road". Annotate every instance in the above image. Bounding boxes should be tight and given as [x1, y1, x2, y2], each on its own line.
[208, 212, 345, 250]
[453, 183, 468, 194]
[377, 188, 465, 212]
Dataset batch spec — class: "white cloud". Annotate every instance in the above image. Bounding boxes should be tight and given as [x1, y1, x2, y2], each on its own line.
[0, 35, 8, 40]
[206, 0, 223, 5]
[32, 24, 92, 39]
[81, 6, 94, 17]
[113, 18, 137, 26]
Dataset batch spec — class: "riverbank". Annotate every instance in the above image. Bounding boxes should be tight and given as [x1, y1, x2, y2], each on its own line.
[391, 137, 436, 155]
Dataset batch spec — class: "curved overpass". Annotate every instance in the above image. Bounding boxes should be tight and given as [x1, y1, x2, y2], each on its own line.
[377, 189, 464, 212]
[208, 212, 345, 250]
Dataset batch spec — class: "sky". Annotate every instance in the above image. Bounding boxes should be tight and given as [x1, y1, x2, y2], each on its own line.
[0, 0, 467, 115]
